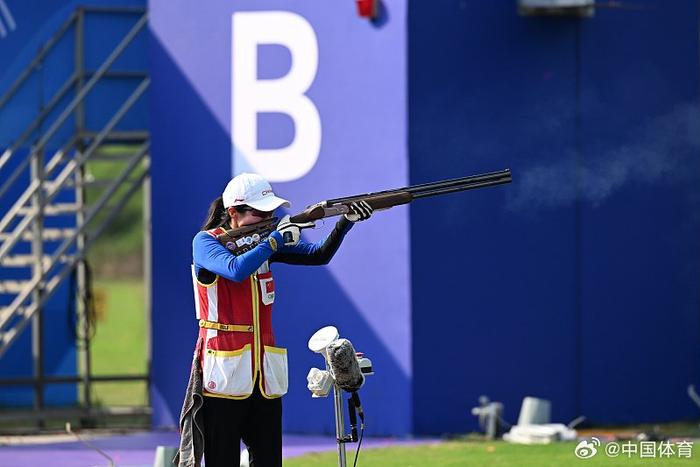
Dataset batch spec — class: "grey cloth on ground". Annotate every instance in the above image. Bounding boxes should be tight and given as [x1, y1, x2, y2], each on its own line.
[173, 340, 205, 467]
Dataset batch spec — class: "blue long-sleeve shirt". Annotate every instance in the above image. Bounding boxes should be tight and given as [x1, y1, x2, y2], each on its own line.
[193, 218, 354, 283]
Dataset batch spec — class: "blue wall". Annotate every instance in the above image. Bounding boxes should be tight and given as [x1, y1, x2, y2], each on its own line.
[409, 0, 700, 433]
[578, 3, 700, 424]
[149, 0, 411, 435]
[0, 0, 147, 146]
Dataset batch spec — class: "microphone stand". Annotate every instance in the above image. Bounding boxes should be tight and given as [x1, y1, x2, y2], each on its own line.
[308, 328, 370, 467]
[332, 382, 348, 467]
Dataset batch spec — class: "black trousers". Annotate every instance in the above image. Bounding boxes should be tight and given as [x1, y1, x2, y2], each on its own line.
[202, 385, 282, 467]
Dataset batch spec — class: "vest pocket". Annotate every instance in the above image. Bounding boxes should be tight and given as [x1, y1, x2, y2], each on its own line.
[263, 346, 288, 397]
[203, 344, 254, 397]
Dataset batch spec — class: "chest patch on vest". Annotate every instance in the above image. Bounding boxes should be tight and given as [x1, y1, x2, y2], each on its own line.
[259, 277, 275, 306]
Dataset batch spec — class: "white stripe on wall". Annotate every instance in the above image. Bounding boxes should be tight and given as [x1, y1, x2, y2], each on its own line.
[0, 0, 16, 31]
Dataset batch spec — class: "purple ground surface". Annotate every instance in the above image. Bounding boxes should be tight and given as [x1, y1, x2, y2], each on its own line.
[0, 430, 438, 466]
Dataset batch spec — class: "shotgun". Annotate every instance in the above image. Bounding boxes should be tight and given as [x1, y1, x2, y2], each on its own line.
[216, 169, 512, 254]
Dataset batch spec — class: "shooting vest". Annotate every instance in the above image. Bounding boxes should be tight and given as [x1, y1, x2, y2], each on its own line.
[191, 227, 287, 400]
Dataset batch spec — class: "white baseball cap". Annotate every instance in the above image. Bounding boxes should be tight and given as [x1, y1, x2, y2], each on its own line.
[222, 173, 290, 211]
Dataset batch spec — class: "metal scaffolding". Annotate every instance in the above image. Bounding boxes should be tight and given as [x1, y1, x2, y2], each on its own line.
[0, 6, 151, 428]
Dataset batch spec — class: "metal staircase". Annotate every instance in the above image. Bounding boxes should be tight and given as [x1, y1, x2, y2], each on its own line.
[0, 6, 151, 426]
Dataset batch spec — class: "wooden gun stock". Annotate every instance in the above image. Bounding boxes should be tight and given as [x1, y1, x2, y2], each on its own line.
[289, 191, 413, 223]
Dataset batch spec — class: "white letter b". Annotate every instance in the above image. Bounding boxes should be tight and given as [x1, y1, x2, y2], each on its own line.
[232, 11, 321, 182]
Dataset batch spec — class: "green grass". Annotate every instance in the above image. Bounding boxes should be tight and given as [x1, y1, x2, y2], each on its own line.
[87, 278, 148, 407]
[85, 146, 146, 276]
[285, 441, 697, 466]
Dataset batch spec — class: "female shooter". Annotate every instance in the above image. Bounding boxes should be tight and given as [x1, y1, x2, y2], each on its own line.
[184, 172, 372, 467]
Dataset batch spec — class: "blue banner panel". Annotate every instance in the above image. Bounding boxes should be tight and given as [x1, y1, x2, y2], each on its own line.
[0, 0, 147, 146]
[410, 0, 700, 433]
[409, 2, 579, 434]
[149, 0, 410, 434]
[578, 1, 700, 424]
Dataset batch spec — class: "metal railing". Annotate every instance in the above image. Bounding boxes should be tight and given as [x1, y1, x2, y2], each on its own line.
[0, 6, 151, 427]
[0, 11, 147, 200]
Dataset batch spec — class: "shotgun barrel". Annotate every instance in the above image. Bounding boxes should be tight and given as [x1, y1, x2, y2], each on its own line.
[290, 168, 512, 223]
[325, 169, 511, 205]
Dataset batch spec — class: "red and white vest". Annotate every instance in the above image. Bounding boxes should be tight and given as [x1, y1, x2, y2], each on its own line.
[191, 227, 287, 400]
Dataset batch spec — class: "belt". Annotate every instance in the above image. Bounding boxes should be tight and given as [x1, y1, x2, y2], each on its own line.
[198, 319, 253, 333]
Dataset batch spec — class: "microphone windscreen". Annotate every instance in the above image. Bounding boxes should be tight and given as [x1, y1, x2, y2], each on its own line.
[327, 338, 364, 392]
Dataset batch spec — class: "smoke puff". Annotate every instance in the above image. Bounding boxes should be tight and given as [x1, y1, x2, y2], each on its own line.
[507, 103, 700, 211]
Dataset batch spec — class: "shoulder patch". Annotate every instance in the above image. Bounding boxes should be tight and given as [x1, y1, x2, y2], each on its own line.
[206, 227, 224, 238]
